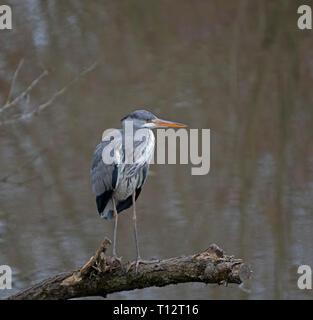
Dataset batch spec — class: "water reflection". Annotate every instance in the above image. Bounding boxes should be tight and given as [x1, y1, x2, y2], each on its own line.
[0, 0, 312, 299]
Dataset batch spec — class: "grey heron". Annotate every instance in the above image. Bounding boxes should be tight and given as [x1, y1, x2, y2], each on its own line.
[90, 110, 186, 271]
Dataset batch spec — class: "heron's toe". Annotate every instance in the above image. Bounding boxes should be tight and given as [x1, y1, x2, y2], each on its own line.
[126, 258, 160, 273]
[113, 255, 122, 263]
[108, 255, 123, 268]
[126, 260, 136, 273]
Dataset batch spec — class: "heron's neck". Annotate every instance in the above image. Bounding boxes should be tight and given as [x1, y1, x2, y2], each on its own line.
[121, 123, 154, 140]
[121, 125, 154, 152]
[121, 122, 144, 132]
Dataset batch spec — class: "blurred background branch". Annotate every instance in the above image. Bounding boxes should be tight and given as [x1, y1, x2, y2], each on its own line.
[0, 61, 97, 125]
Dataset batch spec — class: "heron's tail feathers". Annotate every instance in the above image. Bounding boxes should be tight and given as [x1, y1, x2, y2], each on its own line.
[99, 200, 114, 220]
[101, 209, 114, 220]
[96, 191, 114, 220]
[97, 187, 143, 220]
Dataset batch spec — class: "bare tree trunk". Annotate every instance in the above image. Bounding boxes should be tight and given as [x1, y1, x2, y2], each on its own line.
[7, 239, 251, 300]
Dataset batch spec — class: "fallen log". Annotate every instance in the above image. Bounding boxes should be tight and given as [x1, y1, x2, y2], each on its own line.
[7, 238, 251, 300]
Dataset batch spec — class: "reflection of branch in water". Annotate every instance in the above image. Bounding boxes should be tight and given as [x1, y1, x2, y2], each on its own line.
[0, 60, 98, 186]
[0, 62, 49, 115]
[5, 58, 24, 105]
[0, 151, 45, 186]
[0, 61, 98, 126]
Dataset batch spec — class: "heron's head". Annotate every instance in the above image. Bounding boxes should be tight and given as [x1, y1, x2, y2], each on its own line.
[121, 109, 187, 129]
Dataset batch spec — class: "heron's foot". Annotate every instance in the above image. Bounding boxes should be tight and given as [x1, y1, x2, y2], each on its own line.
[126, 257, 160, 273]
[109, 254, 122, 267]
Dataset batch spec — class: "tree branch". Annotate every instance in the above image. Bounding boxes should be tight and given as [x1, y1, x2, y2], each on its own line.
[5, 58, 25, 105]
[0, 61, 97, 126]
[7, 238, 251, 300]
[0, 67, 48, 115]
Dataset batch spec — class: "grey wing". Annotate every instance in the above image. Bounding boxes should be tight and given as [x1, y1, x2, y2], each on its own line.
[140, 160, 150, 188]
[90, 139, 121, 218]
[90, 141, 116, 195]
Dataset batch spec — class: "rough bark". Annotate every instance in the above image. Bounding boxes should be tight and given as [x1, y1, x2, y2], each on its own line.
[7, 238, 251, 300]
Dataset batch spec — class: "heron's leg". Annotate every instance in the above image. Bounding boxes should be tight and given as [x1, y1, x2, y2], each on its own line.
[112, 198, 120, 259]
[132, 192, 141, 261]
[126, 193, 159, 273]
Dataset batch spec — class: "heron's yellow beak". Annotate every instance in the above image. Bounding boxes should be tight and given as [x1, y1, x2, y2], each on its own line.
[152, 119, 187, 128]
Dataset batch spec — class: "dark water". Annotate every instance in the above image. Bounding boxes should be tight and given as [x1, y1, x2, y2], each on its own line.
[0, 0, 312, 299]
